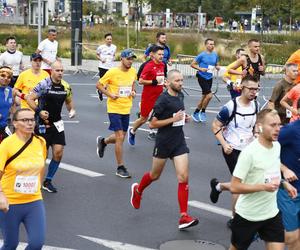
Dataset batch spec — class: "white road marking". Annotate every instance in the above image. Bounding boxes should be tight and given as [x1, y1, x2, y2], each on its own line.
[188, 200, 232, 218]
[189, 108, 219, 114]
[0, 240, 76, 250]
[46, 159, 105, 177]
[78, 235, 157, 250]
[63, 120, 80, 124]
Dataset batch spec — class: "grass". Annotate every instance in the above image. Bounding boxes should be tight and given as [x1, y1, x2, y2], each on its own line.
[0, 24, 298, 65]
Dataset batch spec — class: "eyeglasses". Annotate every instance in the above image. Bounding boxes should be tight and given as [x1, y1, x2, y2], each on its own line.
[0, 73, 12, 80]
[244, 86, 260, 92]
[16, 118, 36, 123]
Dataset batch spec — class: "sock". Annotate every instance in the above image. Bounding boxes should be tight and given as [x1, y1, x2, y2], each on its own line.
[216, 183, 222, 192]
[201, 108, 206, 113]
[178, 182, 189, 215]
[194, 108, 200, 114]
[138, 172, 153, 193]
[46, 159, 60, 180]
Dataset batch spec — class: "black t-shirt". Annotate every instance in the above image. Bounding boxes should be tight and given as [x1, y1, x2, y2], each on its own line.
[152, 90, 186, 147]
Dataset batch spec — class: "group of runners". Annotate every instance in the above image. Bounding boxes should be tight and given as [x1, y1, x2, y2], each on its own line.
[0, 28, 300, 250]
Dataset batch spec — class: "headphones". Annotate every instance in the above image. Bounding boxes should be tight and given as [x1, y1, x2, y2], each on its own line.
[258, 126, 263, 133]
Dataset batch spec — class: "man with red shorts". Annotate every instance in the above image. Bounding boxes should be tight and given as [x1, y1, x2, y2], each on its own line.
[128, 46, 165, 145]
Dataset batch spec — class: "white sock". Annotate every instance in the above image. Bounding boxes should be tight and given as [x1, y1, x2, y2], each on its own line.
[216, 183, 222, 192]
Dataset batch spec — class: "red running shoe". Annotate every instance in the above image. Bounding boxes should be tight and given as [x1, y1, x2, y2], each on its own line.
[130, 183, 142, 209]
[178, 214, 199, 230]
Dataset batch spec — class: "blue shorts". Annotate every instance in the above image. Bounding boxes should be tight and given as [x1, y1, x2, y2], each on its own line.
[277, 187, 300, 232]
[108, 113, 130, 132]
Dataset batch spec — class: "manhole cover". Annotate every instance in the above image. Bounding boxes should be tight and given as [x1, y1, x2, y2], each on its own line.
[160, 240, 225, 250]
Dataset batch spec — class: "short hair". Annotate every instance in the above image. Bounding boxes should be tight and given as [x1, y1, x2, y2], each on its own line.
[6, 36, 16, 44]
[156, 32, 166, 39]
[167, 69, 181, 80]
[248, 39, 260, 45]
[205, 38, 214, 45]
[236, 48, 245, 55]
[241, 75, 259, 86]
[104, 33, 112, 39]
[48, 28, 57, 33]
[256, 109, 278, 124]
[12, 108, 33, 121]
[285, 63, 298, 71]
[151, 45, 164, 53]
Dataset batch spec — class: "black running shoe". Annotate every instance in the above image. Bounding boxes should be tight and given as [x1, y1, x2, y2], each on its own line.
[210, 178, 221, 203]
[42, 180, 57, 193]
[116, 166, 131, 178]
[96, 136, 106, 158]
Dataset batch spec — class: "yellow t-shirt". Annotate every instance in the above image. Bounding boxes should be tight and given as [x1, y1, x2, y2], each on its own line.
[14, 69, 49, 108]
[99, 67, 137, 115]
[286, 49, 300, 84]
[223, 62, 243, 83]
[0, 134, 47, 205]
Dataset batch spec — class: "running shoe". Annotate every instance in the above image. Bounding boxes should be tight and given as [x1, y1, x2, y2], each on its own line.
[210, 178, 221, 203]
[147, 132, 156, 141]
[97, 90, 103, 101]
[199, 112, 207, 122]
[130, 183, 142, 209]
[116, 166, 131, 178]
[127, 127, 135, 146]
[42, 180, 57, 193]
[192, 112, 200, 122]
[96, 136, 106, 158]
[178, 214, 199, 230]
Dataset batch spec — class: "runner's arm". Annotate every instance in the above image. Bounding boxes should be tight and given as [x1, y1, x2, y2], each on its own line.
[280, 93, 297, 115]
[190, 60, 207, 72]
[139, 77, 154, 86]
[149, 110, 184, 129]
[227, 57, 245, 75]
[0, 172, 9, 212]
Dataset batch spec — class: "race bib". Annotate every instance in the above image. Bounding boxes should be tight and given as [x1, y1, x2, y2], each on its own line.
[118, 86, 132, 97]
[286, 109, 292, 118]
[207, 65, 215, 74]
[14, 175, 39, 194]
[53, 120, 64, 132]
[172, 112, 185, 127]
[156, 76, 165, 85]
[264, 170, 281, 185]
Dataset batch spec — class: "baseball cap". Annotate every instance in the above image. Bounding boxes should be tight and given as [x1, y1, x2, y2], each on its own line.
[31, 53, 43, 61]
[120, 49, 137, 59]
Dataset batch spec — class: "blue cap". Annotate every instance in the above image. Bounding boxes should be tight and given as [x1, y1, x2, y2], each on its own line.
[120, 49, 137, 59]
[31, 53, 43, 61]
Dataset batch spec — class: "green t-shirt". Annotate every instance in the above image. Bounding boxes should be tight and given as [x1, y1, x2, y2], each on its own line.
[233, 139, 281, 221]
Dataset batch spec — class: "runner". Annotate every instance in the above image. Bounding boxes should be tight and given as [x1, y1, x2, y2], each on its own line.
[286, 49, 300, 84]
[14, 53, 49, 109]
[0, 36, 24, 88]
[128, 45, 165, 144]
[190, 38, 220, 122]
[229, 109, 297, 250]
[268, 63, 298, 125]
[130, 69, 199, 230]
[210, 76, 259, 227]
[144, 32, 171, 66]
[277, 99, 300, 250]
[280, 83, 300, 123]
[96, 33, 117, 101]
[222, 48, 245, 99]
[96, 49, 137, 178]
[227, 39, 265, 81]
[0, 66, 14, 143]
[26, 61, 76, 193]
[36, 28, 59, 75]
[0, 108, 47, 250]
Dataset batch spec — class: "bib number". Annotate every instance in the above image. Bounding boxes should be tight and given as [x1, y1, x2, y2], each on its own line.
[264, 170, 281, 185]
[118, 86, 132, 97]
[207, 65, 215, 74]
[286, 109, 292, 118]
[53, 120, 64, 132]
[156, 76, 165, 85]
[14, 175, 39, 194]
[172, 112, 185, 127]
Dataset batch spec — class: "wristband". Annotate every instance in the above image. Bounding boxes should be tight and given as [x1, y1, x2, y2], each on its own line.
[20, 93, 25, 100]
[152, 79, 158, 86]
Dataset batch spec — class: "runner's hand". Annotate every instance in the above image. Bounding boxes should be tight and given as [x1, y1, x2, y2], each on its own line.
[291, 107, 298, 116]
[284, 182, 298, 199]
[264, 182, 279, 192]
[110, 93, 119, 100]
[173, 110, 184, 122]
[0, 192, 9, 213]
[215, 66, 221, 71]
[39, 110, 49, 120]
[131, 91, 136, 98]
[185, 114, 191, 123]
[241, 69, 247, 78]
[258, 63, 264, 72]
[222, 143, 233, 155]
[69, 109, 76, 119]
[282, 168, 298, 182]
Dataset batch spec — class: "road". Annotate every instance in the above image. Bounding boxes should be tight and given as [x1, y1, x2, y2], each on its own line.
[2, 73, 278, 249]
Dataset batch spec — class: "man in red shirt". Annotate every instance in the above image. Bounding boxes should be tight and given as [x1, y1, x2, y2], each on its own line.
[128, 46, 166, 145]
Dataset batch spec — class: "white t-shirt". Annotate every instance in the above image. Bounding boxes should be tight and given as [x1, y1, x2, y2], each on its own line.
[37, 39, 58, 69]
[0, 50, 23, 76]
[96, 44, 117, 69]
[217, 97, 258, 151]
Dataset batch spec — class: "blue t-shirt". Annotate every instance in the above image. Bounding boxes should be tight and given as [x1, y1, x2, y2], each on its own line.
[278, 120, 300, 191]
[0, 86, 13, 128]
[195, 51, 219, 80]
[145, 44, 171, 64]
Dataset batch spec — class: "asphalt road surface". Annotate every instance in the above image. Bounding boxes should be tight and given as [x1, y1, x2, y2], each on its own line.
[1, 73, 280, 250]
